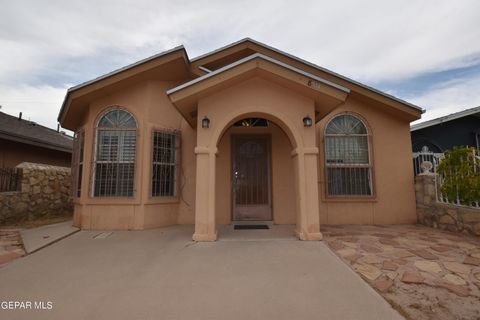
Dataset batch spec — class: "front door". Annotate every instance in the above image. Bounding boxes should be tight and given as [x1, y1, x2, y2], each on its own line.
[232, 135, 272, 221]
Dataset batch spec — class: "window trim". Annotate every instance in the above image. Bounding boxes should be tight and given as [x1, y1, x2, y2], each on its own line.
[149, 127, 181, 201]
[323, 112, 376, 199]
[91, 107, 138, 198]
[72, 128, 85, 198]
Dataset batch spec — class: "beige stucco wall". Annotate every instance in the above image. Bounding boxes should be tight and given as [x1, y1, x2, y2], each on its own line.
[73, 80, 186, 230]
[316, 96, 417, 224]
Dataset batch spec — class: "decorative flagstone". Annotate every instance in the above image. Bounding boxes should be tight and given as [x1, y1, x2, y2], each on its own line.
[382, 261, 398, 271]
[361, 254, 384, 264]
[463, 256, 480, 266]
[442, 261, 472, 275]
[442, 274, 467, 286]
[401, 272, 424, 284]
[322, 224, 480, 320]
[430, 245, 451, 252]
[353, 263, 382, 281]
[374, 278, 394, 293]
[409, 249, 439, 260]
[360, 244, 382, 253]
[414, 260, 442, 273]
[436, 281, 471, 297]
[392, 249, 415, 258]
[470, 252, 480, 259]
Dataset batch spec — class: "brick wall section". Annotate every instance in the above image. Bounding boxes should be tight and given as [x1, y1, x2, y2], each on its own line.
[0, 162, 72, 224]
[415, 173, 480, 236]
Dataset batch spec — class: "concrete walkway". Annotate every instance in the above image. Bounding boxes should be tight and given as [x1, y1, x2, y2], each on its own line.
[0, 225, 403, 320]
[20, 221, 79, 254]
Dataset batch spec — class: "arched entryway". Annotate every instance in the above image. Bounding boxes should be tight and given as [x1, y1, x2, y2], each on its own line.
[193, 101, 323, 241]
[215, 117, 295, 228]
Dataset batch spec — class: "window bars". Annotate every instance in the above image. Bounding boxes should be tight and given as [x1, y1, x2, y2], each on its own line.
[325, 114, 373, 196]
[0, 168, 22, 193]
[233, 118, 269, 127]
[152, 130, 180, 197]
[93, 109, 137, 197]
[72, 130, 85, 197]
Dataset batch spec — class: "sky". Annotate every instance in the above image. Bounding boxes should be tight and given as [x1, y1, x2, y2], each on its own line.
[0, 0, 479, 131]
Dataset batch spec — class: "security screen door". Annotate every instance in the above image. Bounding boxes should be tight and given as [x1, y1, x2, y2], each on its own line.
[232, 135, 272, 221]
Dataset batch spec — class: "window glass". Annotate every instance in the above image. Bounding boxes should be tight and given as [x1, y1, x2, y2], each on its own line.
[94, 109, 137, 197]
[325, 114, 372, 196]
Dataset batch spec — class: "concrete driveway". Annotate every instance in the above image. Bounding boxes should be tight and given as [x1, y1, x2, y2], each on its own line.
[0, 225, 402, 320]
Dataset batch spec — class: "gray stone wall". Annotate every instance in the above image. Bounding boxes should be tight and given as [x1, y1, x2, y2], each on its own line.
[415, 173, 480, 236]
[0, 162, 72, 224]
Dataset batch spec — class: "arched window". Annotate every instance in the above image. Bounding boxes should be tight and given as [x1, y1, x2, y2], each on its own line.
[94, 109, 137, 197]
[325, 114, 373, 196]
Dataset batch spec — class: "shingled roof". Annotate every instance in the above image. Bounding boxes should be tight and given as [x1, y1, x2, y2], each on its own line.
[0, 111, 72, 153]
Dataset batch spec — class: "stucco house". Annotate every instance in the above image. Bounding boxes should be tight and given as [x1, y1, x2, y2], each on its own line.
[58, 38, 423, 241]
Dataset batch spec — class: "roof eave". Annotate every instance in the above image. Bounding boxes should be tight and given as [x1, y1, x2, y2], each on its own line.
[167, 53, 350, 96]
[191, 38, 423, 114]
[411, 106, 480, 131]
[0, 131, 72, 153]
[58, 45, 189, 125]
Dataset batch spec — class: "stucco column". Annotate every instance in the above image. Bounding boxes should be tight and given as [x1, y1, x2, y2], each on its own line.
[192, 146, 218, 241]
[292, 147, 323, 240]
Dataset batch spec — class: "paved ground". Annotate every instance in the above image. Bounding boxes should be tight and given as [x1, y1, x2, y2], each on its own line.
[20, 221, 79, 253]
[0, 225, 402, 320]
[0, 229, 25, 267]
[323, 225, 480, 320]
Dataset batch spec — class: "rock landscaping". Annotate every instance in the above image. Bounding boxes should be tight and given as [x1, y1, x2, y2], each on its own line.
[323, 224, 480, 320]
[0, 162, 72, 225]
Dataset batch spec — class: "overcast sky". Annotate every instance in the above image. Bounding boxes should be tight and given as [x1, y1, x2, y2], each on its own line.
[0, 0, 479, 130]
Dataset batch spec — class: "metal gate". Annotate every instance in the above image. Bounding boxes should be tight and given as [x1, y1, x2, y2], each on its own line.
[232, 135, 272, 221]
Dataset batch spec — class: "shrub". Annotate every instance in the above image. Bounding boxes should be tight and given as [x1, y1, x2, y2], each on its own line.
[437, 147, 480, 205]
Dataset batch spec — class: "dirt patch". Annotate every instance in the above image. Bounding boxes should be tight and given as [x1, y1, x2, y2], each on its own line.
[0, 213, 72, 229]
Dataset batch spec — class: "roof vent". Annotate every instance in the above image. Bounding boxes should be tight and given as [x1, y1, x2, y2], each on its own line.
[29, 121, 36, 126]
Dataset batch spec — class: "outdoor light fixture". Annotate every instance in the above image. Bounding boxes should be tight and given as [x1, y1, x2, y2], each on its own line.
[202, 116, 210, 128]
[303, 115, 312, 127]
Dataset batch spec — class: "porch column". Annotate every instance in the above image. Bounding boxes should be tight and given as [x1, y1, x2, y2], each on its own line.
[292, 147, 323, 240]
[192, 146, 218, 241]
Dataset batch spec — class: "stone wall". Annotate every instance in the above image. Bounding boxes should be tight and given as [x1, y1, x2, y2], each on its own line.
[0, 162, 72, 225]
[415, 173, 480, 236]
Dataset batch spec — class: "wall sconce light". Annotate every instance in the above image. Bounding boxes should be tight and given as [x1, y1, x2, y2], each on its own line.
[303, 115, 313, 127]
[202, 116, 210, 128]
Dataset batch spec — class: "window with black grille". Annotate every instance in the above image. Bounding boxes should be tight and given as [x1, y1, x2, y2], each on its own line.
[93, 109, 137, 197]
[152, 131, 180, 197]
[233, 118, 268, 127]
[325, 114, 373, 196]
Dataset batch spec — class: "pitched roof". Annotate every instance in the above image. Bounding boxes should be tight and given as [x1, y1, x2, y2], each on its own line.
[191, 38, 424, 114]
[167, 53, 350, 95]
[59, 38, 424, 128]
[57, 45, 189, 125]
[0, 111, 72, 153]
[410, 106, 480, 131]
[167, 53, 351, 127]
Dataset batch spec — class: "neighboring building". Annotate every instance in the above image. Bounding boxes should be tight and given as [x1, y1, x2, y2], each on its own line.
[0, 111, 72, 168]
[411, 106, 480, 152]
[58, 38, 422, 241]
